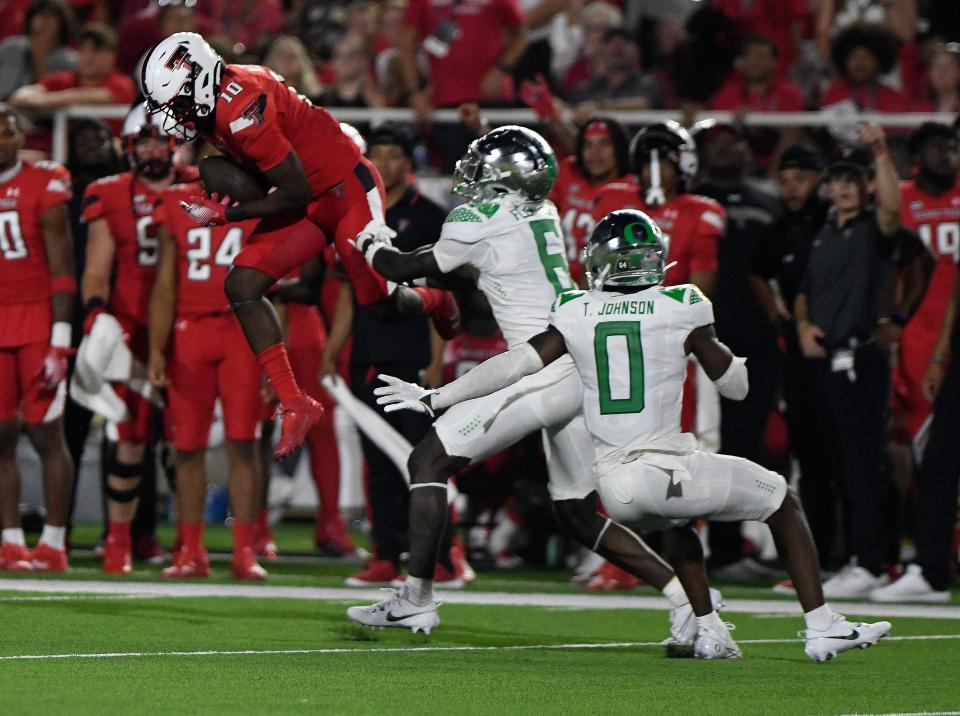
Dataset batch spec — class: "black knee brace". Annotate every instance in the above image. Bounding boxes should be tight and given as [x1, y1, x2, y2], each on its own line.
[105, 458, 144, 503]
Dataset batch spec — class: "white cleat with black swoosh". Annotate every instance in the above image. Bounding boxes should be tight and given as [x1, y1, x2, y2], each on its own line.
[347, 588, 440, 635]
[803, 615, 892, 663]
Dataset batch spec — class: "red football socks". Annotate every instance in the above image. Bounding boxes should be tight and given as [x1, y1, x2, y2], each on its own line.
[256, 343, 302, 406]
[412, 287, 448, 314]
[180, 522, 203, 551]
[233, 521, 255, 556]
[107, 519, 131, 543]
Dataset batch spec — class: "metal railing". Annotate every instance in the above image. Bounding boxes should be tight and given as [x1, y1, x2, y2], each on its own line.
[49, 105, 958, 165]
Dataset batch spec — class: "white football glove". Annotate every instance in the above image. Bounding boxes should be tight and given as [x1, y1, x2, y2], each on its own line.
[373, 373, 437, 417]
[351, 220, 397, 265]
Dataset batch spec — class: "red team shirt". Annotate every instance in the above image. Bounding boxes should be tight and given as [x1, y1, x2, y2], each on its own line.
[211, 64, 360, 196]
[0, 160, 72, 347]
[82, 166, 199, 325]
[592, 184, 724, 285]
[550, 157, 636, 286]
[895, 179, 960, 438]
[155, 182, 257, 318]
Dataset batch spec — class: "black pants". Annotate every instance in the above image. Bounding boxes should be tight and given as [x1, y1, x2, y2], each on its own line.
[709, 348, 780, 566]
[350, 362, 453, 568]
[914, 353, 960, 591]
[815, 343, 898, 575]
[784, 340, 839, 568]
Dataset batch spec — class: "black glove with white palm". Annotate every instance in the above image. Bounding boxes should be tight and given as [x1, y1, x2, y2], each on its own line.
[373, 373, 437, 417]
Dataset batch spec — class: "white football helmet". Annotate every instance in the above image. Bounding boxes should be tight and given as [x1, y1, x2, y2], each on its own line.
[139, 32, 223, 141]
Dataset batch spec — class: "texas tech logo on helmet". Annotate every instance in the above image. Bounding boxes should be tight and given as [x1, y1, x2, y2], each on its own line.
[164, 45, 194, 73]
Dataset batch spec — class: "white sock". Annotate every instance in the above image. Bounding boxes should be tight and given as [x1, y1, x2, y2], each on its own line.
[2, 528, 25, 546]
[405, 576, 434, 606]
[696, 611, 724, 631]
[804, 603, 838, 632]
[661, 576, 689, 609]
[40, 524, 66, 550]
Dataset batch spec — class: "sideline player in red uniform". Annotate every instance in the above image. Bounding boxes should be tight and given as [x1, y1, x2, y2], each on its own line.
[593, 121, 724, 294]
[895, 122, 960, 446]
[147, 179, 267, 580]
[0, 106, 75, 572]
[549, 118, 634, 287]
[139, 32, 458, 458]
[81, 104, 197, 574]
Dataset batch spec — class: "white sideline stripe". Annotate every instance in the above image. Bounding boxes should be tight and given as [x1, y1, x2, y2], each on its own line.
[0, 634, 956, 662]
[1, 578, 960, 620]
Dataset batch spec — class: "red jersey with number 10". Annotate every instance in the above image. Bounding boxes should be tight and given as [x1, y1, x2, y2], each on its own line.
[900, 179, 960, 337]
[211, 64, 361, 196]
[0, 160, 71, 347]
[82, 167, 198, 325]
[155, 182, 258, 318]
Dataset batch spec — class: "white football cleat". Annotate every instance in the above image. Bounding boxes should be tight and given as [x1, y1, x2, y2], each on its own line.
[664, 588, 725, 657]
[869, 564, 950, 603]
[821, 562, 887, 599]
[346, 588, 440, 635]
[803, 614, 891, 663]
[694, 619, 742, 660]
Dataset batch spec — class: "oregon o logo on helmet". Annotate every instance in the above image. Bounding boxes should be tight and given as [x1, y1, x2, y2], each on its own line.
[623, 221, 650, 245]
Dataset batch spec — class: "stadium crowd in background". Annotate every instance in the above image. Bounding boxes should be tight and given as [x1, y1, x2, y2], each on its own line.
[0, 0, 957, 605]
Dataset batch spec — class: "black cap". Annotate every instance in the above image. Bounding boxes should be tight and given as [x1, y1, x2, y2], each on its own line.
[827, 144, 873, 176]
[907, 122, 957, 155]
[366, 123, 415, 159]
[778, 144, 822, 172]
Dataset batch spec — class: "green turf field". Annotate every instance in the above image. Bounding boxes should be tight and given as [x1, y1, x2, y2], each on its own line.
[1, 526, 958, 715]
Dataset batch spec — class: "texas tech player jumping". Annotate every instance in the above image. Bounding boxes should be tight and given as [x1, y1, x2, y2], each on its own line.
[148, 181, 267, 580]
[549, 118, 634, 287]
[139, 32, 458, 458]
[891, 122, 960, 447]
[81, 104, 197, 574]
[0, 106, 75, 572]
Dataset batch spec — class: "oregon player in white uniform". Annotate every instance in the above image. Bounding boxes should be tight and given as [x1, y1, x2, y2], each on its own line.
[348, 128, 722, 653]
[373, 209, 893, 663]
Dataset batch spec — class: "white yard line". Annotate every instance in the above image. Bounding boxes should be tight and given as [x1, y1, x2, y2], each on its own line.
[0, 633, 955, 662]
[1, 578, 959, 620]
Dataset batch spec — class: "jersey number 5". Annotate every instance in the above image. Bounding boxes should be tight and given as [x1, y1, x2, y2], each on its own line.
[594, 321, 645, 415]
[0, 210, 28, 260]
[186, 227, 242, 280]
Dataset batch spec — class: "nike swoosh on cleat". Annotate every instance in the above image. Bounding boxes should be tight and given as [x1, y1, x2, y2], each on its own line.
[385, 611, 431, 623]
[831, 630, 860, 641]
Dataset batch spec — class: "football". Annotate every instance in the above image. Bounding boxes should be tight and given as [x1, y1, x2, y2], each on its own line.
[198, 155, 269, 203]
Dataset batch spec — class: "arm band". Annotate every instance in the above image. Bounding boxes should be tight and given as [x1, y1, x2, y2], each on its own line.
[714, 355, 749, 401]
[432, 342, 544, 411]
[51, 321, 72, 348]
[225, 205, 250, 223]
[50, 275, 76, 295]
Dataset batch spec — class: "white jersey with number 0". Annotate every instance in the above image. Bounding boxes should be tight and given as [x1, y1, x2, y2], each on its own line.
[432, 199, 575, 348]
[549, 284, 714, 461]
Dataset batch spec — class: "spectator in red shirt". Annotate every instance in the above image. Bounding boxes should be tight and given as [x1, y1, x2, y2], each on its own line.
[10, 23, 135, 134]
[821, 23, 909, 112]
[714, 0, 808, 76]
[399, 0, 526, 118]
[0, 0, 76, 101]
[115, 0, 222, 76]
[711, 36, 806, 112]
[207, 0, 284, 56]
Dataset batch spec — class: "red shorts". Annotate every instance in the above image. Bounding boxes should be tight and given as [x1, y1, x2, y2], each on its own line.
[110, 315, 153, 444]
[893, 322, 938, 441]
[233, 157, 390, 306]
[167, 312, 263, 452]
[0, 340, 65, 425]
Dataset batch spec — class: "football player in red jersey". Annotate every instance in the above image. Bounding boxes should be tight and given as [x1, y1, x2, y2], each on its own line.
[549, 118, 634, 287]
[147, 180, 267, 581]
[80, 104, 198, 574]
[894, 122, 960, 446]
[593, 121, 724, 295]
[139, 32, 458, 459]
[0, 106, 75, 573]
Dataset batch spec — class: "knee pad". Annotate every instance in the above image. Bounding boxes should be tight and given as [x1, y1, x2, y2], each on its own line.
[105, 457, 144, 503]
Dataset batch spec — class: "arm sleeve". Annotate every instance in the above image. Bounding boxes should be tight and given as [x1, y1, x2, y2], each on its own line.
[690, 205, 724, 274]
[224, 93, 294, 173]
[432, 341, 544, 411]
